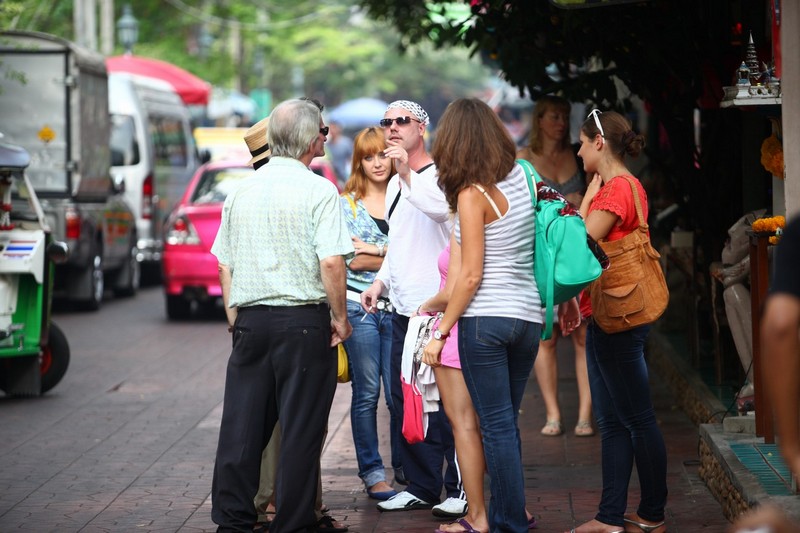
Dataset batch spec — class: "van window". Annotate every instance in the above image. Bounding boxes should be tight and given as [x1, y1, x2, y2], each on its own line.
[149, 117, 188, 169]
[110, 114, 140, 166]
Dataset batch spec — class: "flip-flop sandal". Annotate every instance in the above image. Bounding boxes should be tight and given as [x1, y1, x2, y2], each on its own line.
[528, 515, 537, 529]
[434, 518, 482, 533]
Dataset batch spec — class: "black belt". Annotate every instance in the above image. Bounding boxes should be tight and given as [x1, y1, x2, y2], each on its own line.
[240, 303, 329, 312]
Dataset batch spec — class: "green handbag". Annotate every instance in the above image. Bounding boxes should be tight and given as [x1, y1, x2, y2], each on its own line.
[518, 159, 603, 340]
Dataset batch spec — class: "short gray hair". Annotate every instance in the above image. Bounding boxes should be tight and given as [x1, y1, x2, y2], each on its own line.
[267, 99, 321, 160]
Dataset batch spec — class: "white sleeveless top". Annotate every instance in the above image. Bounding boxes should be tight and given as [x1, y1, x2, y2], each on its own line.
[455, 162, 543, 323]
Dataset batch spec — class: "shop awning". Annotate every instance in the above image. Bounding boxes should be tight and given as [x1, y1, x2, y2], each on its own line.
[106, 55, 211, 105]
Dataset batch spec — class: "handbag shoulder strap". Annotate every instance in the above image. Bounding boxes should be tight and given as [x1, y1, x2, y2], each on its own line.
[516, 159, 541, 207]
[389, 162, 436, 221]
[343, 193, 358, 219]
[620, 176, 648, 231]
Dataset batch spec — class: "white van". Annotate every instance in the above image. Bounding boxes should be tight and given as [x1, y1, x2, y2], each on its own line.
[108, 73, 200, 276]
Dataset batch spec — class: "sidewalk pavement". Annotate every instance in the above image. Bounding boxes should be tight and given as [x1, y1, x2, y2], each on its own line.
[304, 339, 729, 533]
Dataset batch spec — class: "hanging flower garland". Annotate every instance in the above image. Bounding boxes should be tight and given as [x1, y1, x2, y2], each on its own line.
[760, 120, 784, 178]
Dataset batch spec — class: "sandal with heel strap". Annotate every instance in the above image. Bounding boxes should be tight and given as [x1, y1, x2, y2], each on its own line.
[574, 420, 595, 437]
[541, 420, 563, 436]
[623, 517, 665, 532]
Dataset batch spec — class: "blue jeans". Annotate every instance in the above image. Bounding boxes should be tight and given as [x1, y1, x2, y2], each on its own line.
[585, 321, 667, 527]
[343, 300, 399, 488]
[459, 316, 540, 533]
[390, 312, 461, 504]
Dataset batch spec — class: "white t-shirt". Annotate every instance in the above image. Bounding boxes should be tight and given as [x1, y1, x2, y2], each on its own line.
[375, 163, 452, 316]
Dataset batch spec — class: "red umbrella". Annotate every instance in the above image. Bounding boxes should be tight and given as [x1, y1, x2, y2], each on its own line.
[106, 55, 211, 105]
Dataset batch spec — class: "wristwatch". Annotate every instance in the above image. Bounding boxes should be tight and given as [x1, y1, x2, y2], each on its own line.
[433, 329, 450, 341]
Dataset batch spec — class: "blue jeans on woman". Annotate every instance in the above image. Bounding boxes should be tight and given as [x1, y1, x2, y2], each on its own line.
[458, 316, 540, 533]
[343, 300, 399, 488]
[585, 321, 668, 527]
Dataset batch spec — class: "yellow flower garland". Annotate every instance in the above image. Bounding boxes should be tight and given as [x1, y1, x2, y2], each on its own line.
[752, 216, 785, 243]
[760, 133, 784, 177]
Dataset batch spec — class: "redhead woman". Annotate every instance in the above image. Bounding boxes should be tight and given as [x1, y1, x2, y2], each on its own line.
[340, 127, 400, 500]
[565, 110, 668, 533]
[424, 98, 579, 533]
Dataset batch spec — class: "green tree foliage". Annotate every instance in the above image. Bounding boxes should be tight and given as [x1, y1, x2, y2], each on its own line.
[358, 0, 773, 292]
[3, 0, 490, 111]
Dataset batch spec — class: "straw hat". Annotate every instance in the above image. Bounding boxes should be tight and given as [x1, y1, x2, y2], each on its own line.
[244, 117, 271, 166]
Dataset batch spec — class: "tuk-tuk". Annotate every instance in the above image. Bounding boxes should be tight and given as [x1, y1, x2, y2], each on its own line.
[0, 140, 70, 395]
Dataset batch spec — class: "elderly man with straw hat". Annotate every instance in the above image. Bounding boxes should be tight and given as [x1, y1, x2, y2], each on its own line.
[211, 100, 352, 532]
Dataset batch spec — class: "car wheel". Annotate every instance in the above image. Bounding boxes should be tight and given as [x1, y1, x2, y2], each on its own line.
[166, 294, 191, 320]
[114, 242, 140, 297]
[40, 322, 70, 394]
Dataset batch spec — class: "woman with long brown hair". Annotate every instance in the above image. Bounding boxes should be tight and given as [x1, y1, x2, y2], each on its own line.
[424, 98, 579, 532]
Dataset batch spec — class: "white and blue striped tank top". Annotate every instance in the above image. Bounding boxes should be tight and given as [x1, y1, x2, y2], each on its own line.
[455, 162, 543, 324]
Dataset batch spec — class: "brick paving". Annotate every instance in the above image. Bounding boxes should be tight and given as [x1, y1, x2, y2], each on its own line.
[295, 338, 732, 533]
[0, 288, 731, 532]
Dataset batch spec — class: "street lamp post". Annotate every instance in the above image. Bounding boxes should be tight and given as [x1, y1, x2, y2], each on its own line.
[116, 4, 139, 55]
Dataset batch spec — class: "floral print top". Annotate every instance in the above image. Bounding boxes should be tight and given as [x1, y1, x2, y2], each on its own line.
[340, 193, 389, 290]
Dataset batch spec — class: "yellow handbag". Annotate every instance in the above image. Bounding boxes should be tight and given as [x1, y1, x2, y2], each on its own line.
[337, 343, 350, 383]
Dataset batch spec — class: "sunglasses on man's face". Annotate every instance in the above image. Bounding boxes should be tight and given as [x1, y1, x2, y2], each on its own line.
[379, 116, 421, 128]
[319, 126, 330, 136]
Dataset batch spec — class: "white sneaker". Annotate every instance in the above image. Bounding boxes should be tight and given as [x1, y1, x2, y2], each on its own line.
[376, 490, 433, 512]
[432, 497, 468, 518]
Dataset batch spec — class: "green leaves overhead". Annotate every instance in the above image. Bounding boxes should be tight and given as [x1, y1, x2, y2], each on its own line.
[4, 0, 490, 108]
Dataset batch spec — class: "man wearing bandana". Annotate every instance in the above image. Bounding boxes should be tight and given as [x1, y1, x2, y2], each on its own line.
[361, 101, 467, 517]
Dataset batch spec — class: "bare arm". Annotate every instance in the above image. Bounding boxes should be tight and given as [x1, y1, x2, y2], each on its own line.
[218, 263, 237, 330]
[762, 294, 800, 477]
[349, 236, 385, 271]
[320, 255, 352, 346]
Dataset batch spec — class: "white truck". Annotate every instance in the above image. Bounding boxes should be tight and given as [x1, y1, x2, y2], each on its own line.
[0, 30, 139, 310]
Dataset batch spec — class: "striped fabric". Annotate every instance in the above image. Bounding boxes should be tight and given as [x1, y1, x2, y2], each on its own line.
[455, 163, 543, 324]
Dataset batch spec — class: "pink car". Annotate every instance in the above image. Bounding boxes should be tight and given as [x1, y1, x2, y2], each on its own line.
[162, 158, 339, 319]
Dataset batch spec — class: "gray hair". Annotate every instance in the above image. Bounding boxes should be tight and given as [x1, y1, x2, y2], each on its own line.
[267, 99, 321, 160]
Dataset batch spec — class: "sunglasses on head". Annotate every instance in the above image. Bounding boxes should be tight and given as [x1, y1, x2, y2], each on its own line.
[379, 116, 421, 128]
[587, 109, 604, 144]
[319, 126, 330, 136]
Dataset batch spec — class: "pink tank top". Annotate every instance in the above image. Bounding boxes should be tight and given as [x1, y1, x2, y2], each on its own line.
[434, 244, 460, 369]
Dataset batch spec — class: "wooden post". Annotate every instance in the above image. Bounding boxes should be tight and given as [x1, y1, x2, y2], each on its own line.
[749, 231, 774, 443]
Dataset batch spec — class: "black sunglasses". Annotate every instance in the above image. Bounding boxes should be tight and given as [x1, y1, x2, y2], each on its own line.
[379, 116, 421, 128]
[319, 126, 330, 136]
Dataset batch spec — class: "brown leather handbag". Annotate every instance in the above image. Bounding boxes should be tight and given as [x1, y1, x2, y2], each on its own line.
[589, 177, 669, 333]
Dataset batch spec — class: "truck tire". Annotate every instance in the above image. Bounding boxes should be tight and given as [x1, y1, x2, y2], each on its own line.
[84, 249, 104, 311]
[113, 240, 140, 298]
[41, 322, 70, 394]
